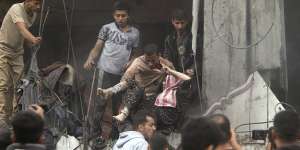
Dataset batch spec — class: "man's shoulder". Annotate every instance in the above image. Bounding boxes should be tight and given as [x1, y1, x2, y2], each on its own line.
[101, 22, 115, 29]
[128, 136, 148, 149]
[160, 56, 171, 63]
[130, 26, 140, 33]
[131, 56, 144, 65]
[8, 3, 23, 12]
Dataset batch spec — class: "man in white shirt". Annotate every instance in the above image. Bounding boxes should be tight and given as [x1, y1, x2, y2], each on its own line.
[0, 0, 42, 127]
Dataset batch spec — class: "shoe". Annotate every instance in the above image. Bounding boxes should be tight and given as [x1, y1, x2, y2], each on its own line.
[112, 107, 129, 122]
[112, 113, 127, 122]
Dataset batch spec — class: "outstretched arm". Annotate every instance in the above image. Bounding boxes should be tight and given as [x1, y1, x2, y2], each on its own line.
[162, 63, 191, 81]
[16, 22, 41, 45]
[97, 58, 139, 98]
[83, 39, 104, 70]
[97, 81, 128, 99]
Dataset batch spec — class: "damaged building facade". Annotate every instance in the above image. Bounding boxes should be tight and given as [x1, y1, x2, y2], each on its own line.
[1, 0, 300, 149]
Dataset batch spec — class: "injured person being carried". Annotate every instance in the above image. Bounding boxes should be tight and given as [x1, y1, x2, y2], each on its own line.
[97, 43, 191, 135]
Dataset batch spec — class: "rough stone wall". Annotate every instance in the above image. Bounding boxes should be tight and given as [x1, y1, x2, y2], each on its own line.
[203, 0, 286, 106]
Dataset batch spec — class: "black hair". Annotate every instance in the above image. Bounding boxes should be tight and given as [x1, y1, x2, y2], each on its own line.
[182, 117, 226, 150]
[210, 114, 231, 142]
[274, 110, 300, 142]
[143, 43, 159, 55]
[150, 133, 169, 150]
[171, 9, 188, 21]
[276, 144, 300, 150]
[113, 1, 130, 13]
[11, 111, 44, 144]
[132, 110, 156, 130]
[0, 127, 12, 149]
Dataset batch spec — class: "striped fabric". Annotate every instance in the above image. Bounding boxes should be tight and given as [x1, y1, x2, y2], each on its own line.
[154, 75, 183, 108]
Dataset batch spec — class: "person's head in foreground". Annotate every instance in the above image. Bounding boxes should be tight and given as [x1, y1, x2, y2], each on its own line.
[210, 114, 242, 150]
[132, 110, 157, 140]
[113, 110, 156, 150]
[0, 127, 12, 149]
[149, 133, 169, 150]
[11, 111, 44, 144]
[182, 117, 226, 150]
[271, 110, 300, 149]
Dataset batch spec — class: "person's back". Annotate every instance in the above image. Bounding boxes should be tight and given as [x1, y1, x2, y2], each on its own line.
[6, 111, 46, 150]
[113, 131, 148, 150]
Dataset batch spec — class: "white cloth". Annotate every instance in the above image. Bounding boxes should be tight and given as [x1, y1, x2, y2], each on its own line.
[56, 135, 80, 150]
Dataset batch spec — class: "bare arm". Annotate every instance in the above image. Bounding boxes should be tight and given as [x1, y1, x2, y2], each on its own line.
[97, 59, 139, 98]
[16, 22, 41, 45]
[84, 39, 104, 70]
[165, 66, 191, 81]
[161, 63, 191, 81]
[229, 129, 242, 150]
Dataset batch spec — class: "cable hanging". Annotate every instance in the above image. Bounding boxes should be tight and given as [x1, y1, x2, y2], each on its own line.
[211, 0, 276, 49]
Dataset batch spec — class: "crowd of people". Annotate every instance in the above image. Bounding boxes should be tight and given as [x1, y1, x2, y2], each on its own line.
[0, 0, 300, 150]
[1, 105, 300, 150]
[83, 1, 200, 149]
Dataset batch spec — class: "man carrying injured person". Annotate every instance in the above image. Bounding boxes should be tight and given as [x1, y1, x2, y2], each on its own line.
[98, 43, 191, 134]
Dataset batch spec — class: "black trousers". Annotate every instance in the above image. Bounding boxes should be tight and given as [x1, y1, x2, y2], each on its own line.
[90, 69, 121, 139]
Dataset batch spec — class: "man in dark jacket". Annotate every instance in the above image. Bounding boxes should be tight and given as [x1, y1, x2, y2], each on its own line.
[163, 9, 203, 130]
[164, 9, 201, 75]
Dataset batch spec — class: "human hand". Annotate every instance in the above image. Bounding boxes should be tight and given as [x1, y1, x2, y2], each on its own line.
[161, 63, 172, 74]
[28, 104, 45, 119]
[97, 88, 113, 99]
[83, 58, 95, 70]
[229, 129, 241, 150]
[185, 69, 194, 76]
[31, 37, 42, 45]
